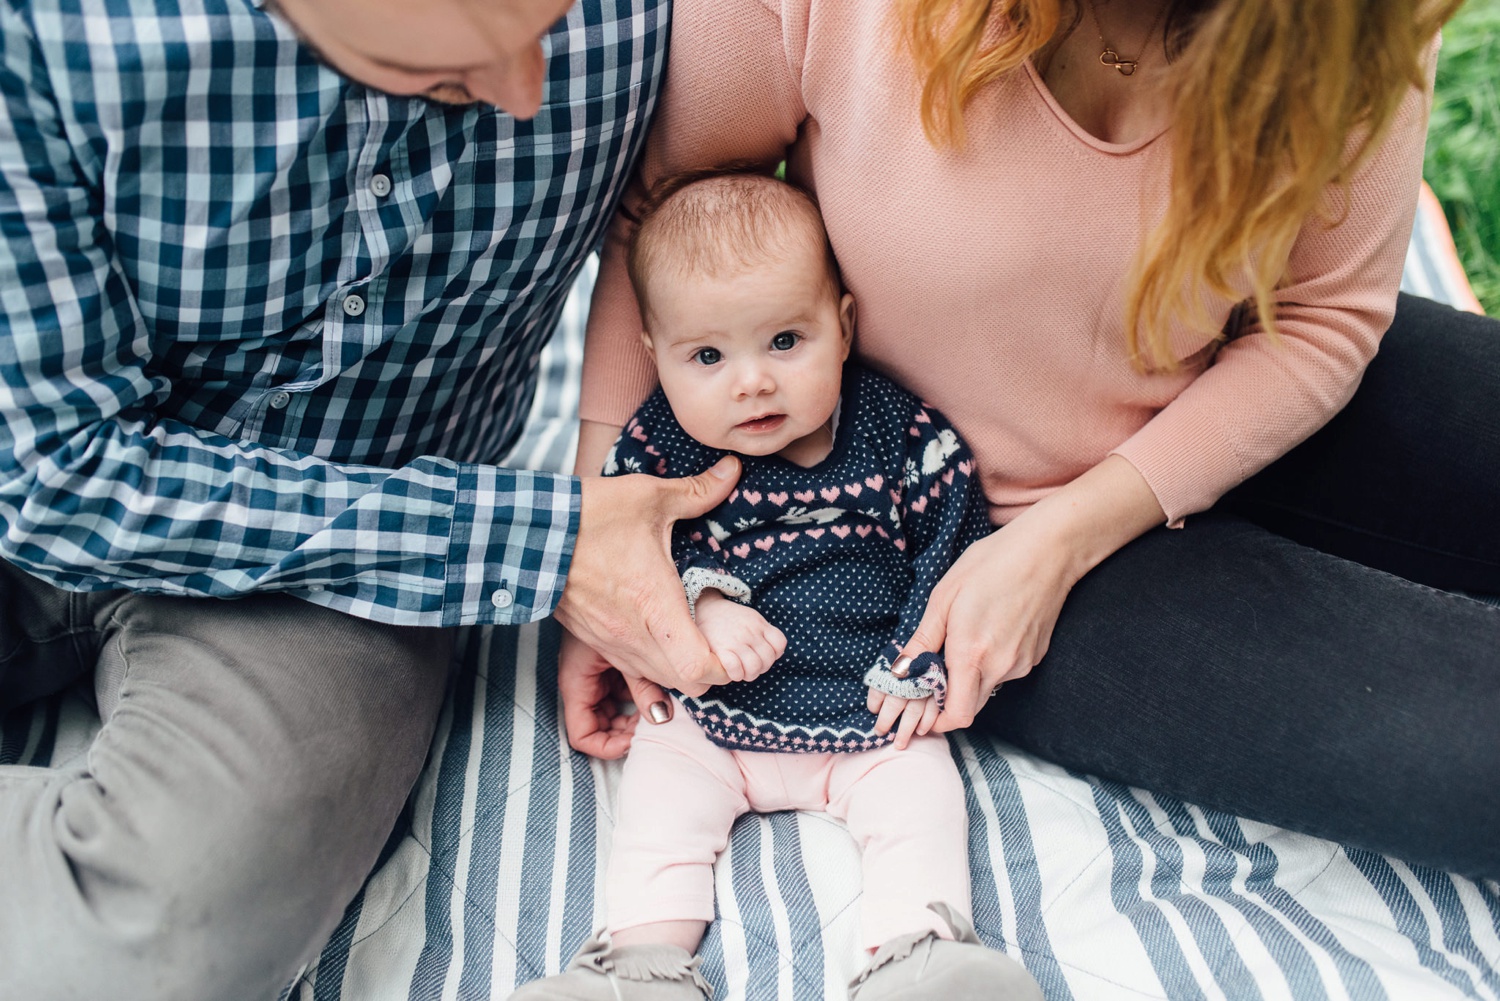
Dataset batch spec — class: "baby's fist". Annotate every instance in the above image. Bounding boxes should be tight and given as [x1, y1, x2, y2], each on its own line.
[694, 591, 787, 682]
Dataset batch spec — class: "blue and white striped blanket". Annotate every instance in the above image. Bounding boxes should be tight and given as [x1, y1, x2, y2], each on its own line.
[3, 209, 1496, 1000]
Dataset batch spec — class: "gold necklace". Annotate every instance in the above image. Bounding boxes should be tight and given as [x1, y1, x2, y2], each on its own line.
[1084, 0, 1168, 77]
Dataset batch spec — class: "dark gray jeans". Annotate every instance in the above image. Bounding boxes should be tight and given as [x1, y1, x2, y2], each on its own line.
[0, 561, 451, 1000]
[981, 294, 1500, 879]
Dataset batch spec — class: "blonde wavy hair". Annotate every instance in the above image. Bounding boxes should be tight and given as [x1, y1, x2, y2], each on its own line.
[902, 0, 1459, 370]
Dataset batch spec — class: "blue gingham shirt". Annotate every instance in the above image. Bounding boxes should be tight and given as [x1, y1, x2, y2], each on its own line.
[0, 0, 666, 626]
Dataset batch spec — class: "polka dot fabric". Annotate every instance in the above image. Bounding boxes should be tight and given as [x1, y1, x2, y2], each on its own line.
[604, 363, 993, 751]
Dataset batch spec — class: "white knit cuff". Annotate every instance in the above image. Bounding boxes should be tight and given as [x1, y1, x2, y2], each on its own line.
[681, 567, 752, 619]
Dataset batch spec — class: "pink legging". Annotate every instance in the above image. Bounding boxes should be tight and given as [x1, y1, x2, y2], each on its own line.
[605, 701, 972, 950]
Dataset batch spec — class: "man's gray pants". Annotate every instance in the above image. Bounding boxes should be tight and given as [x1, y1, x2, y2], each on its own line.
[0, 559, 452, 999]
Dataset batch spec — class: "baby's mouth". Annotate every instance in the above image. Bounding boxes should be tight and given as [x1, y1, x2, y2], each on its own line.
[736, 414, 787, 433]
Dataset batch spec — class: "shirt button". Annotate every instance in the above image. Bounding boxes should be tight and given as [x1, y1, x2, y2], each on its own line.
[342, 293, 366, 317]
[491, 587, 514, 610]
[269, 390, 291, 410]
[369, 173, 392, 198]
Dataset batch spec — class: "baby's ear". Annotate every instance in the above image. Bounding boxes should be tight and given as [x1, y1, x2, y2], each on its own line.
[639, 329, 656, 356]
[839, 294, 856, 355]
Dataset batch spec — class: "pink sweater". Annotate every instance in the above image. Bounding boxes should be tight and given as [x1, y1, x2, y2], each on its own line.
[579, 0, 1434, 525]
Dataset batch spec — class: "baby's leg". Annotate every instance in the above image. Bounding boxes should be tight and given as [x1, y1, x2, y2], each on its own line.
[606, 705, 749, 953]
[827, 734, 971, 950]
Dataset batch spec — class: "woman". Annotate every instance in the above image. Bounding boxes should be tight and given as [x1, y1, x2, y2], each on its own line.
[564, 0, 1499, 879]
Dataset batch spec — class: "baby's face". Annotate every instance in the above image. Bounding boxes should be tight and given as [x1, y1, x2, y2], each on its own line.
[643, 250, 854, 459]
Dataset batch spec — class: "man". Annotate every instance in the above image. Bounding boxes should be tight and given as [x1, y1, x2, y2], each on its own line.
[0, 0, 736, 996]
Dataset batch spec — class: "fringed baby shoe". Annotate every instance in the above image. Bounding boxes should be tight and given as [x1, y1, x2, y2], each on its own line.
[848, 903, 1043, 1001]
[508, 932, 713, 1000]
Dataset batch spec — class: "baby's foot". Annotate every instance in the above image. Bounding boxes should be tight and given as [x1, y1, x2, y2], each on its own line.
[509, 931, 712, 1000]
[847, 903, 1042, 1001]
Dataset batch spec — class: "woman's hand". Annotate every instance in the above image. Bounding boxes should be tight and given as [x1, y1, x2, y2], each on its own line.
[559, 627, 661, 759]
[908, 520, 1077, 731]
[902, 454, 1167, 732]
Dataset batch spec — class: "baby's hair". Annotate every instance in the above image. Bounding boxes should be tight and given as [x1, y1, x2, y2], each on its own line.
[627, 167, 842, 321]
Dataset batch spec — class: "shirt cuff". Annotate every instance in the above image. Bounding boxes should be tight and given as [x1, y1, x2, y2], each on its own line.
[444, 463, 581, 626]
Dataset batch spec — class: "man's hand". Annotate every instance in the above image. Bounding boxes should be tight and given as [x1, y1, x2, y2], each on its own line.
[694, 591, 786, 683]
[554, 457, 740, 699]
[867, 687, 942, 750]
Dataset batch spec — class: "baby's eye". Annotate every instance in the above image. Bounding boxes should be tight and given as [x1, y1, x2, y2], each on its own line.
[771, 331, 801, 351]
[694, 347, 722, 366]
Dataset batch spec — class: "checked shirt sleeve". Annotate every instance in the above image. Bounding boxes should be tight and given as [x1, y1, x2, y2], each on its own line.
[863, 403, 994, 707]
[0, 19, 576, 627]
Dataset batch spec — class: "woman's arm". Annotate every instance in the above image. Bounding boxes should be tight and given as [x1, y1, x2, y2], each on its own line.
[906, 453, 1165, 732]
[578, 0, 809, 429]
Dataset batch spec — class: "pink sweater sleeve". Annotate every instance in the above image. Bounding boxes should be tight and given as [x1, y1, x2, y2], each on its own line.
[1111, 63, 1437, 525]
[579, 0, 810, 427]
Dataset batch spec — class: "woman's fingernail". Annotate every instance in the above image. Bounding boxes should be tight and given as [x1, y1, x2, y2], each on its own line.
[890, 655, 913, 679]
[709, 457, 736, 479]
[649, 702, 670, 724]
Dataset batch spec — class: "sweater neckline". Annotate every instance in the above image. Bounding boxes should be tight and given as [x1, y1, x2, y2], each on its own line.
[1021, 58, 1169, 156]
[744, 362, 863, 477]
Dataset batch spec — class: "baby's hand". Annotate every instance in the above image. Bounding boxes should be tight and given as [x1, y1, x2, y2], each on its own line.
[867, 687, 941, 750]
[694, 591, 786, 683]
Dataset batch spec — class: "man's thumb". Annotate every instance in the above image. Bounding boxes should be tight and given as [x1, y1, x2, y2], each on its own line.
[665, 456, 740, 520]
[624, 673, 672, 725]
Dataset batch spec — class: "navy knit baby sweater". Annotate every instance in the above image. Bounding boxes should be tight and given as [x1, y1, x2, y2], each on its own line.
[604, 363, 993, 752]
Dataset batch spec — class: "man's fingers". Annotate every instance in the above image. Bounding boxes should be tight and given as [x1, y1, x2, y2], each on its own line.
[622, 671, 671, 726]
[660, 456, 740, 522]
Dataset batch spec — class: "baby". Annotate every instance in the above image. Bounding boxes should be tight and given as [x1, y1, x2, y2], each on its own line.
[513, 175, 1041, 1001]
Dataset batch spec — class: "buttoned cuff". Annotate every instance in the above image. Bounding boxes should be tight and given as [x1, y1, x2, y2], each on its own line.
[444, 463, 581, 626]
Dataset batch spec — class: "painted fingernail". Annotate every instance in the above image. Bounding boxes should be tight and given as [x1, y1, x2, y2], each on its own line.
[649, 702, 670, 724]
[890, 655, 913, 679]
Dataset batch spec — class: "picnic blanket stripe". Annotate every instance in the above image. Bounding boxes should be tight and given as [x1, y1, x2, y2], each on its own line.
[1196, 812, 1384, 1001]
[764, 811, 828, 1001]
[408, 626, 495, 999]
[480, 627, 540, 996]
[1119, 792, 1270, 1001]
[1348, 850, 1492, 1000]
[955, 734, 1078, 1000]
[1093, 782, 1214, 1001]
[1412, 867, 1500, 1000]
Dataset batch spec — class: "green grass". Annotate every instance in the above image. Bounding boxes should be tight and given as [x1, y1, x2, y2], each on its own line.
[1426, 0, 1500, 313]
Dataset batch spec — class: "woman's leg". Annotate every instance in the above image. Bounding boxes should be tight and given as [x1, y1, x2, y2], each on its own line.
[979, 511, 1500, 879]
[980, 293, 1500, 879]
[1222, 293, 1500, 593]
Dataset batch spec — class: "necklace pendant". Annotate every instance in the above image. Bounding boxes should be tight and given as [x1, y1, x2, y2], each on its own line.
[1114, 58, 1138, 76]
[1099, 47, 1122, 68]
